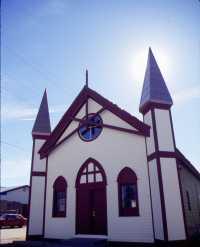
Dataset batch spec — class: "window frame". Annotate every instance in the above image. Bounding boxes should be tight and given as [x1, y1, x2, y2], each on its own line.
[117, 167, 139, 217]
[52, 176, 67, 218]
[75, 158, 107, 188]
[78, 113, 103, 142]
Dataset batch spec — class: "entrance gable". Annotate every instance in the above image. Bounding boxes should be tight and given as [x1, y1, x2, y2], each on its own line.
[56, 97, 137, 144]
[39, 86, 150, 158]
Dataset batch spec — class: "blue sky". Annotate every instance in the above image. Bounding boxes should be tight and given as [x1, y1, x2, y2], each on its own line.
[1, 0, 200, 187]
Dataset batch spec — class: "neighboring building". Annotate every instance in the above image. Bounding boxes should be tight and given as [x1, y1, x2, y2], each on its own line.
[27, 48, 200, 243]
[0, 185, 29, 217]
[176, 150, 200, 237]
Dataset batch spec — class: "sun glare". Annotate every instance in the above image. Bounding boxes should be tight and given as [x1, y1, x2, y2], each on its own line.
[131, 48, 170, 86]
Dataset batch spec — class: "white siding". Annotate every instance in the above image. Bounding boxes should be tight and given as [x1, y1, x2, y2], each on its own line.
[144, 111, 155, 155]
[88, 98, 102, 113]
[33, 139, 46, 172]
[160, 158, 186, 240]
[29, 176, 45, 235]
[154, 109, 174, 152]
[57, 98, 138, 144]
[148, 159, 164, 240]
[44, 116, 154, 242]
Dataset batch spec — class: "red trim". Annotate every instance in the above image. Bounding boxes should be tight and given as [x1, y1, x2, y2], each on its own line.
[39, 86, 150, 158]
[147, 151, 176, 162]
[31, 171, 46, 176]
[151, 108, 168, 241]
[42, 157, 48, 237]
[75, 158, 107, 188]
[117, 167, 139, 217]
[52, 176, 67, 218]
[73, 116, 146, 137]
[140, 102, 171, 115]
[169, 110, 188, 239]
[144, 121, 156, 240]
[78, 113, 103, 142]
[26, 139, 35, 240]
[75, 158, 107, 235]
[32, 133, 50, 140]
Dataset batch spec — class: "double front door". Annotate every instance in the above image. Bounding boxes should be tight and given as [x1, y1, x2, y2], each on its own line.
[76, 186, 107, 235]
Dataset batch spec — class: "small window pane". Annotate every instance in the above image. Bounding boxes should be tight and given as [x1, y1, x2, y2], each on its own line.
[88, 174, 94, 183]
[96, 173, 103, 182]
[121, 184, 137, 209]
[88, 163, 94, 172]
[80, 175, 86, 184]
[56, 192, 65, 212]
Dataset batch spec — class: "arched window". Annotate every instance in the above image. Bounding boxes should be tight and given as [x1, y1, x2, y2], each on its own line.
[117, 167, 139, 216]
[76, 158, 106, 187]
[52, 176, 67, 217]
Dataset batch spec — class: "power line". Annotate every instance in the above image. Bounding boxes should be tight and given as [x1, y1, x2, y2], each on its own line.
[1, 141, 27, 153]
[4, 44, 75, 95]
[1, 86, 37, 108]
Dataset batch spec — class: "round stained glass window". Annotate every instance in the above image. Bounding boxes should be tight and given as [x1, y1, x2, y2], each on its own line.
[78, 114, 103, 141]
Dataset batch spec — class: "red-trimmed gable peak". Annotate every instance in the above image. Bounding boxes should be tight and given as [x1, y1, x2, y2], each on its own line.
[39, 86, 150, 158]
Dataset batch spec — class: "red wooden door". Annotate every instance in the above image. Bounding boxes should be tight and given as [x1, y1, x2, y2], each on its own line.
[91, 188, 107, 235]
[76, 158, 107, 235]
[76, 187, 107, 235]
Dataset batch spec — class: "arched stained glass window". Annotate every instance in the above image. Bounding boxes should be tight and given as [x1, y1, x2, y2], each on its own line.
[117, 167, 139, 216]
[76, 158, 106, 187]
[52, 176, 67, 217]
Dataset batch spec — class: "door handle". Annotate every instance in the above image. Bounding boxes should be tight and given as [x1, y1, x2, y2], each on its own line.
[92, 210, 96, 217]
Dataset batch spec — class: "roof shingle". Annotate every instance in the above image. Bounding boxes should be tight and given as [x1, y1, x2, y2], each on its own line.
[32, 90, 51, 135]
[139, 48, 173, 113]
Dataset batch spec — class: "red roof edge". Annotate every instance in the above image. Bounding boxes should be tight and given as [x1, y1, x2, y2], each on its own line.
[39, 86, 150, 158]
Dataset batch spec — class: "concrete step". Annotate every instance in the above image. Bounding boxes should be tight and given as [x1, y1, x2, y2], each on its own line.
[58, 238, 108, 247]
[12, 238, 108, 247]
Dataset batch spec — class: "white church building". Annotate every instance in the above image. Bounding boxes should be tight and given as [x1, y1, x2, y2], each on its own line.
[27, 48, 200, 244]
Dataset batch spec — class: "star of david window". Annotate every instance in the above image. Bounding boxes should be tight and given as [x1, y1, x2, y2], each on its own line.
[78, 113, 103, 141]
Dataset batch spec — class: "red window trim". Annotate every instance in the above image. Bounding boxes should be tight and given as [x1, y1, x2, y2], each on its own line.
[117, 167, 139, 217]
[52, 176, 67, 218]
[75, 158, 107, 188]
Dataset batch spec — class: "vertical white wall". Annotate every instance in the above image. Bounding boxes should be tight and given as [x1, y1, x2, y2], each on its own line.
[161, 158, 186, 240]
[28, 138, 47, 237]
[44, 103, 154, 242]
[148, 160, 164, 240]
[154, 109, 174, 152]
[144, 111, 155, 155]
[29, 176, 45, 235]
[33, 140, 46, 172]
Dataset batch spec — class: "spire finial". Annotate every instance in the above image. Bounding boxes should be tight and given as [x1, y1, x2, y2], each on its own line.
[86, 69, 88, 87]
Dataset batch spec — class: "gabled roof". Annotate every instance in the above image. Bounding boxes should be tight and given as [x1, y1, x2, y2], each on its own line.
[39, 86, 150, 158]
[176, 148, 200, 181]
[32, 90, 51, 136]
[139, 48, 173, 113]
[0, 185, 29, 194]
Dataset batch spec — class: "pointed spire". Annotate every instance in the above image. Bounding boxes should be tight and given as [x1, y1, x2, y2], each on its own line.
[32, 89, 51, 137]
[85, 69, 88, 87]
[139, 47, 173, 114]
